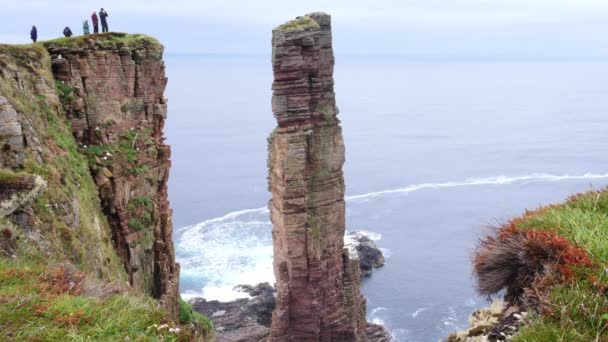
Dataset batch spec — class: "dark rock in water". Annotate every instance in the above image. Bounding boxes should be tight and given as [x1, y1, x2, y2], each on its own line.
[190, 282, 276, 342]
[366, 322, 393, 341]
[346, 231, 386, 277]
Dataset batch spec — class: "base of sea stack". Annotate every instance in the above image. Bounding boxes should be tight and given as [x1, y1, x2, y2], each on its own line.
[191, 285, 393, 342]
[190, 234, 393, 341]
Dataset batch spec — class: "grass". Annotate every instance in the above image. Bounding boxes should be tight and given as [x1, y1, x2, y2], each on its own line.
[41, 33, 162, 52]
[276, 16, 320, 32]
[0, 259, 201, 341]
[0, 169, 33, 187]
[178, 297, 213, 332]
[481, 190, 608, 341]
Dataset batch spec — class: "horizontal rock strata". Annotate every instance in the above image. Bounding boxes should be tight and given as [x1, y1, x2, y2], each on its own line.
[267, 12, 366, 341]
[45, 35, 179, 317]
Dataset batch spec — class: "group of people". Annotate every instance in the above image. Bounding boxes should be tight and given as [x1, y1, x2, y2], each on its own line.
[29, 8, 109, 43]
[83, 8, 110, 35]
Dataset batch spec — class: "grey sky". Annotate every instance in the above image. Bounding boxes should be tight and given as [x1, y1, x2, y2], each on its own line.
[2, 0, 608, 57]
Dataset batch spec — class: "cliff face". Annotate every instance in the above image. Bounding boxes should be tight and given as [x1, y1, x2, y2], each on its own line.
[44, 35, 179, 316]
[0, 43, 126, 280]
[0, 35, 213, 340]
[267, 13, 366, 340]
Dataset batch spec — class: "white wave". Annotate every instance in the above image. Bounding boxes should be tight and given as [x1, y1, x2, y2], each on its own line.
[380, 248, 392, 259]
[176, 208, 273, 301]
[442, 306, 458, 327]
[370, 307, 389, 316]
[371, 317, 386, 326]
[177, 172, 608, 301]
[347, 230, 382, 241]
[175, 206, 269, 234]
[346, 172, 608, 201]
[411, 307, 428, 318]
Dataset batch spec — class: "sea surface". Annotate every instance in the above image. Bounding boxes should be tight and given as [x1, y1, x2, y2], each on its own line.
[164, 55, 608, 341]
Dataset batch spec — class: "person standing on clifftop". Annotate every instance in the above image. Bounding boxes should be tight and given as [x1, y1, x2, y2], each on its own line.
[83, 20, 90, 35]
[30, 25, 37, 43]
[63, 27, 73, 38]
[100, 8, 109, 33]
[91, 11, 99, 34]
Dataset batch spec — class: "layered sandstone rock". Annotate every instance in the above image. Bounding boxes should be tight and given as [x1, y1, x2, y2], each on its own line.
[44, 34, 179, 317]
[267, 12, 366, 340]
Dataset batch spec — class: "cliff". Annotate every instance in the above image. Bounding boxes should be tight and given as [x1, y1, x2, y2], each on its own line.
[267, 13, 367, 340]
[0, 34, 212, 340]
[44, 34, 178, 315]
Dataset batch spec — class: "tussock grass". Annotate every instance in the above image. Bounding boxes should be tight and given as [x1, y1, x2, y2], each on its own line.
[476, 189, 608, 341]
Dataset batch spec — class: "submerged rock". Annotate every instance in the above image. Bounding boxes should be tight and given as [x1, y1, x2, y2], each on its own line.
[346, 231, 386, 277]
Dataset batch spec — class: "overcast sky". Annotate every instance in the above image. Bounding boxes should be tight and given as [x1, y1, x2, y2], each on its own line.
[1, 0, 608, 58]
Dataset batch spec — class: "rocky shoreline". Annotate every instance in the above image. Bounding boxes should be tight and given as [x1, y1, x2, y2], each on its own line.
[190, 231, 391, 341]
[445, 300, 528, 342]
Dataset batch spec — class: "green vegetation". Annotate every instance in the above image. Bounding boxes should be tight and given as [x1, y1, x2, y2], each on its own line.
[41, 33, 162, 52]
[0, 46, 125, 280]
[492, 190, 608, 341]
[276, 16, 320, 32]
[178, 297, 213, 331]
[0, 259, 196, 341]
[127, 195, 154, 232]
[0, 169, 32, 187]
[81, 126, 158, 177]
[55, 81, 75, 105]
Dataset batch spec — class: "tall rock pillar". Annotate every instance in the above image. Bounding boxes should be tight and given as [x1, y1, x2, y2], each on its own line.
[268, 12, 366, 341]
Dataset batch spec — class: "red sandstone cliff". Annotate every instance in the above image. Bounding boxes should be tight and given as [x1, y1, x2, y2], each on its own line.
[268, 13, 367, 341]
[44, 35, 179, 317]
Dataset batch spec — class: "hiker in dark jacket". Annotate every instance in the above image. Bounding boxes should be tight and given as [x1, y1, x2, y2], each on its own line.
[63, 27, 73, 38]
[91, 11, 99, 34]
[100, 8, 109, 33]
[30, 25, 37, 43]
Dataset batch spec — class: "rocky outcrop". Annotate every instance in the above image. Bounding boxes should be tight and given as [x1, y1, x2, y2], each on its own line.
[191, 283, 275, 342]
[44, 34, 179, 317]
[366, 323, 392, 342]
[445, 301, 528, 342]
[267, 12, 366, 340]
[345, 231, 386, 277]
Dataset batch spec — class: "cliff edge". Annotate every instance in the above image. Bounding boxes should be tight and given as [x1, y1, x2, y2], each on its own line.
[0, 34, 212, 340]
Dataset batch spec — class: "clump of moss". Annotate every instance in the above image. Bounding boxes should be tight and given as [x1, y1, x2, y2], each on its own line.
[55, 81, 75, 104]
[127, 195, 154, 232]
[276, 16, 320, 32]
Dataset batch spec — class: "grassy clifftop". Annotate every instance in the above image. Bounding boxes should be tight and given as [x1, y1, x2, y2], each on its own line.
[474, 189, 608, 341]
[41, 32, 162, 51]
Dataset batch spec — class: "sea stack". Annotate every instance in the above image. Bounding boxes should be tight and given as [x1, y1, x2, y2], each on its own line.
[267, 12, 367, 340]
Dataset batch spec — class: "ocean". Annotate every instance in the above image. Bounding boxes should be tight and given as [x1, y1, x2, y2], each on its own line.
[164, 55, 608, 341]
